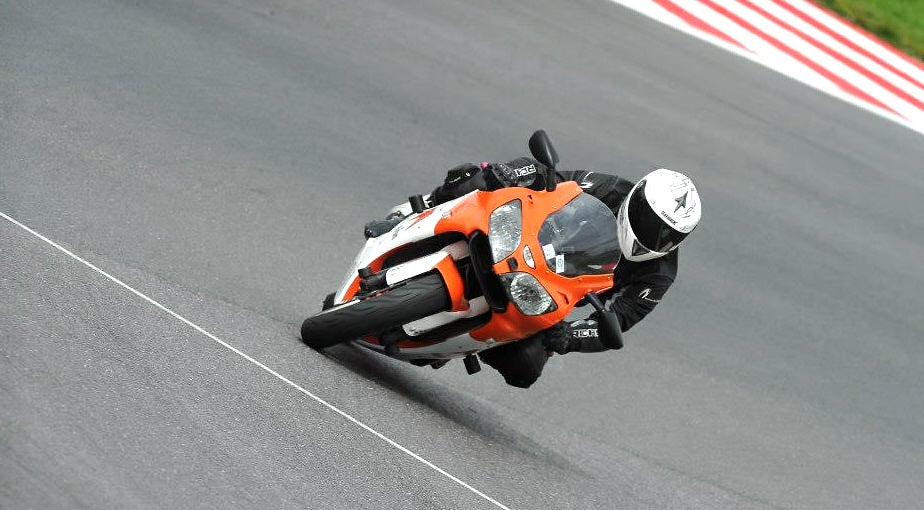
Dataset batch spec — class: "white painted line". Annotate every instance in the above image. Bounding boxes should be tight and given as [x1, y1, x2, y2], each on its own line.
[0, 211, 512, 510]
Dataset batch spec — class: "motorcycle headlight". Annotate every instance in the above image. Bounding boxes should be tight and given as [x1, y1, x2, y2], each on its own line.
[488, 200, 522, 263]
[499, 272, 557, 316]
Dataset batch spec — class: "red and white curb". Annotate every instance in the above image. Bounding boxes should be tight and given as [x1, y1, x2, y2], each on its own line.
[612, 0, 924, 135]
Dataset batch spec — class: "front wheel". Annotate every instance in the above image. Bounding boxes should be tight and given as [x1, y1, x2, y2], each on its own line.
[301, 272, 451, 349]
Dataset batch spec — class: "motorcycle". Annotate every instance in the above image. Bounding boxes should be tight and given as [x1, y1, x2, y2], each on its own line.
[300, 130, 623, 375]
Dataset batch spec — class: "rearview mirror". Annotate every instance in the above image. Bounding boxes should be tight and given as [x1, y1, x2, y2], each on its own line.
[595, 311, 624, 350]
[528, 130, 559, 170]
[583, 292, 624, 350]
[528, 130, 559, 191]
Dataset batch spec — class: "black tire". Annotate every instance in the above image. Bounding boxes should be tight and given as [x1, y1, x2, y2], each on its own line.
[301, 272, 451, 349]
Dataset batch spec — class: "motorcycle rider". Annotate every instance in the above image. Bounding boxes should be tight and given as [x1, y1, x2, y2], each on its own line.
[366, 157, 701, 388]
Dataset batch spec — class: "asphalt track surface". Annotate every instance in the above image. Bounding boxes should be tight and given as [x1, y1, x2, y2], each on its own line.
[2, 1, 923, 509]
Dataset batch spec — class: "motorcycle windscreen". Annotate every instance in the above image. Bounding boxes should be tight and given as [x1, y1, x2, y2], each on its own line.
[537, 193, 621, 276]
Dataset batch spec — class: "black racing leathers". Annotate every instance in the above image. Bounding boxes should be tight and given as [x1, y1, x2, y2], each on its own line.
[430, 158, 678, 388]
[557, 169, 678, 334]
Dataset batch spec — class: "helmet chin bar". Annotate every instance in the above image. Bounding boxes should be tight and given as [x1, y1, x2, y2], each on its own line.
[631, 239, 651, 258]
[624, 240, 668, 262]
[617, 200, 669, 262]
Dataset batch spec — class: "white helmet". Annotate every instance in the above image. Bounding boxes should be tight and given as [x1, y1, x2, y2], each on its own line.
[617, 168, 701, 262]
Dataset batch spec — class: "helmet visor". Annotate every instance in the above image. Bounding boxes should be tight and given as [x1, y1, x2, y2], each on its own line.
[627, 180, 689, 253]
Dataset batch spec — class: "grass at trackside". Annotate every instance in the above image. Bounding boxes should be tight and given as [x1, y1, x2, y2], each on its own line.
[817, 0, 924, 62]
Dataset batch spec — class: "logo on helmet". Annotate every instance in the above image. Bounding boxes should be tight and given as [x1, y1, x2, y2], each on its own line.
[674, 191, 688, 212]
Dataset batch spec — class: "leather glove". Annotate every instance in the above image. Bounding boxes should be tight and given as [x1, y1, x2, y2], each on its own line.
[483, 160, 541, 190]
[483, 162, 516, 190]
[541, 322, 575, 355]
[443, 163, 481, 186]
[431, 163, 486, 205]
[542, 317, 613, 354]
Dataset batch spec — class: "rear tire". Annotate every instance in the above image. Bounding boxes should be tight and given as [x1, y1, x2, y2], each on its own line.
[301, 273, 451, 350]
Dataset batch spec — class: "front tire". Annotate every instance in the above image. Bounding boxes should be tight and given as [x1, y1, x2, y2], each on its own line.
[301, 273, 451, 349]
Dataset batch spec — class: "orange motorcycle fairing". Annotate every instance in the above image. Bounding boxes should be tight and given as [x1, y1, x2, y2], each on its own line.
[432, 182, 616, 343]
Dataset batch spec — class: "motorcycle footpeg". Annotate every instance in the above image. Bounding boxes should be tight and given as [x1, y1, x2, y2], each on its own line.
[383, 342, 400, 356]
[463, 354, 481, 375]
[379, 329, 402, 357]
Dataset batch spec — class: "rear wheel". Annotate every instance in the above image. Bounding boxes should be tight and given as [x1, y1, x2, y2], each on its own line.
[301, 273, 451, 349]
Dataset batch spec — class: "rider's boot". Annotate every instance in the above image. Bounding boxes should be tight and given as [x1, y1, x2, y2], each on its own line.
[363, 211, 405, 239]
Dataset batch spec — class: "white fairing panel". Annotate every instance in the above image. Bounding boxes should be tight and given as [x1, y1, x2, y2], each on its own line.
[335, 192, 498, 360]
[354, 297, 494, 360]
[355, 331, 498, 361]
[384, 241, 469, 286]
[402, 296, 489, 336]
[333, 194, 470, 303]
